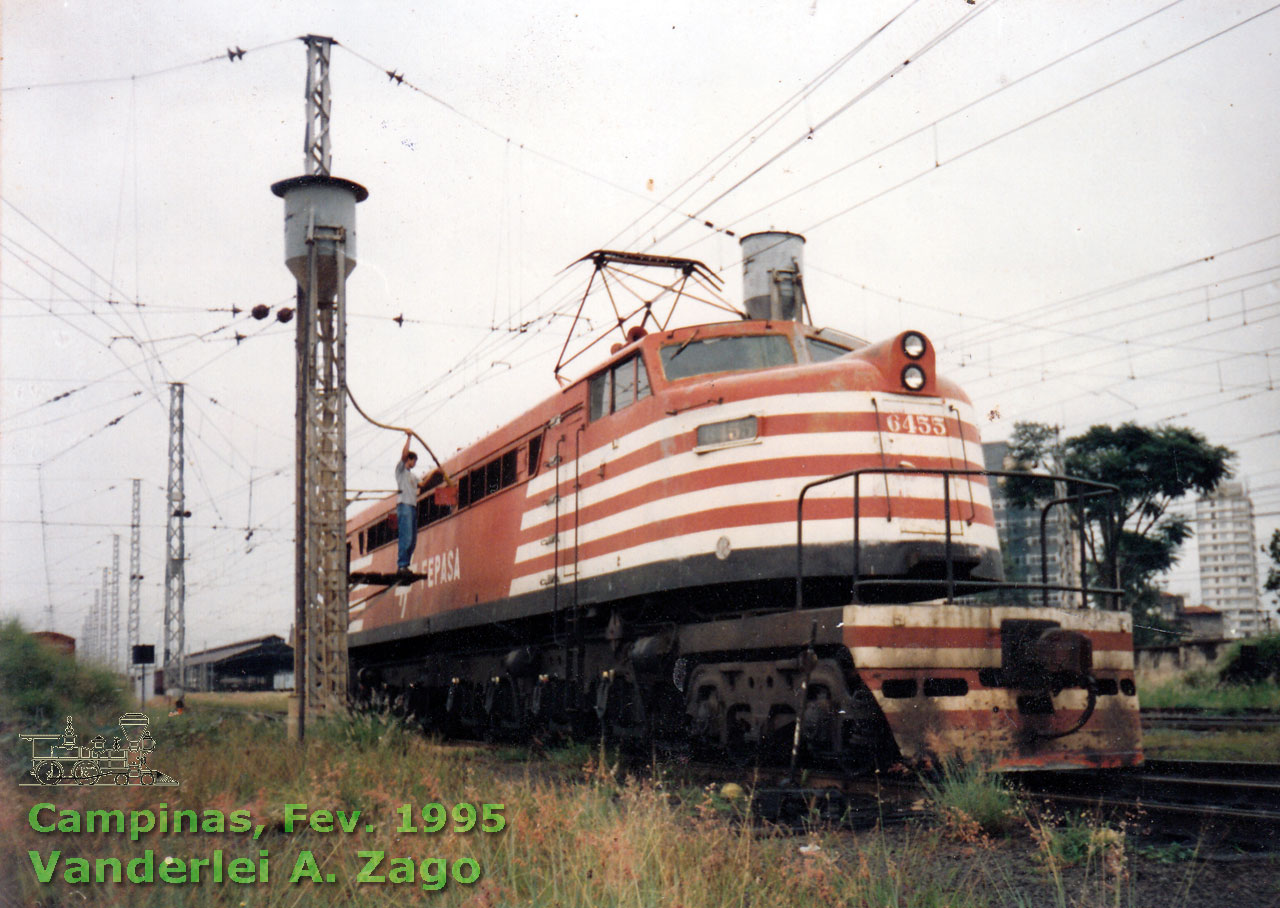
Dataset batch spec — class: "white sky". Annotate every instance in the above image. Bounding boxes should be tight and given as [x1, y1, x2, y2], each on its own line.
[3, 0, 1278, 653]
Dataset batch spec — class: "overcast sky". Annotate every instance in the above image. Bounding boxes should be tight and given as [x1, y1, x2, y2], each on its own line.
[3, 0, 1278, 655]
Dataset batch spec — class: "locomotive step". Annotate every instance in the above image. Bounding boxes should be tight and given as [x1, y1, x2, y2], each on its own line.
[349, 570, 423, 586]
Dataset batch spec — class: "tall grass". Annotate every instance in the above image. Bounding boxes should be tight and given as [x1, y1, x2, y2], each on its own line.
[919, 760, 1018, 840]
[0, 627, 1253, 907]
[1138, 672, 1280, 712]
[3, 706, 991, 907]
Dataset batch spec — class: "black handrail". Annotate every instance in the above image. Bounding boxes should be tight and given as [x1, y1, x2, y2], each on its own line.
[794, 467, 1123, 611]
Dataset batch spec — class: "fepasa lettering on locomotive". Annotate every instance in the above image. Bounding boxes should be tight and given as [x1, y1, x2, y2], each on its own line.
[423, 547, 460, 587]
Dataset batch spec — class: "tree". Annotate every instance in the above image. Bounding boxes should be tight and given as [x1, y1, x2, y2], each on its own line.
[1266, 529, 1280, 627]
[1004, 422, 1234, 645]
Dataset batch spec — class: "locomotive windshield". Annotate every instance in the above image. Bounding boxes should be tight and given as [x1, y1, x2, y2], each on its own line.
[660, 333, 794, 381]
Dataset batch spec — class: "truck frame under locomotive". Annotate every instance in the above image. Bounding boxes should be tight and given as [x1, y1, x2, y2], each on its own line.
[347, 232, 1143, 772]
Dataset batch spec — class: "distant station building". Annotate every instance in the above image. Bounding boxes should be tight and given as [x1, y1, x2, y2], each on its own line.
[1195, 482, 1267, 638]
[32, 631, 75, 656]
[983, 441, 1080, 606]
[176, 635, 294, 693]
[1179, 604, 1226, 641]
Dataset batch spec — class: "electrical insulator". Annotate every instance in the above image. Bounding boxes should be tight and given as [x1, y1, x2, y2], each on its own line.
[251, 304, 271, 320]
[277, 307, 295, 324]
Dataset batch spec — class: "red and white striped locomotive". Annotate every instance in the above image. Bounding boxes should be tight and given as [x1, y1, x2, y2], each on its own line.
[347, 232, 1142, 771]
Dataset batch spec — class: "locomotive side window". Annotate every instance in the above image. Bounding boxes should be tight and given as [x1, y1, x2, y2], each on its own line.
[615, 357, 637, 410]
[589, 370, 611, 421]
[528, 436, 543, 477]
[456, 447, 526, 508]
[807, 337, 852, 362]
[661, 334, 794, 381]
[365, 514, 397, 551]
[589, 354, 651, 420]
[417, 494, 452, 528]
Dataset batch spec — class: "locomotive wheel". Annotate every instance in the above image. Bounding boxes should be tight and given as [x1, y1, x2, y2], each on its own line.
[34, 761, 63, 785]
[71, 761, 96, 785]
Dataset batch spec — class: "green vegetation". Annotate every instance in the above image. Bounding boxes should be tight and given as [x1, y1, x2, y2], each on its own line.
[1141, 727, 1280, 761]
[0, 619, 127, 725]
[920, 760, 1018, 838]
[1218, 633, 1280, 685]
[1140, 669, 1280, 712]
[1004, 421, 1234, 646]
[1024, 810, 1132, 908]
[0, 619, 128, 779]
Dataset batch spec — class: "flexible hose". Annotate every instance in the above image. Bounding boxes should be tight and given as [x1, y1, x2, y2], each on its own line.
[1032, 673, 1099, 741]
[346, 387, 454, 487]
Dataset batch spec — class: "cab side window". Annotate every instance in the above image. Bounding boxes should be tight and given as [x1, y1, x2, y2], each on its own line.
[589, 353, 650, 420]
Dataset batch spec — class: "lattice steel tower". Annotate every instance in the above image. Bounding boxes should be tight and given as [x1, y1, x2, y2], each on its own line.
[163, 382, 186, 690]
[99, 569, 109, 663]
[110, 535, 121, 669]
[129, 479, 142, 683]
[272, 35, 367, 733]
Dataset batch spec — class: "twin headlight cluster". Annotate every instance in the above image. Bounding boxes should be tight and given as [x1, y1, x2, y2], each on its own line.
[900, 331, 927, 391]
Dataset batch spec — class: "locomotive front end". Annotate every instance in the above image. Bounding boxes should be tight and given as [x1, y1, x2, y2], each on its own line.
[842, 604, 1142, 770]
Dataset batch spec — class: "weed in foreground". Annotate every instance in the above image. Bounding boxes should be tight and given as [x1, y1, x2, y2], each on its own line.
[1024, 806, 1133, 908]
[920, 759, 1018, 840]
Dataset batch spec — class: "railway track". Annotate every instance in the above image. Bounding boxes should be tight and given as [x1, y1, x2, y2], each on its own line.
[1011, 759, 1280, 851]
[651, 756, 1280, 850]
[1140, 707, 1280, 732]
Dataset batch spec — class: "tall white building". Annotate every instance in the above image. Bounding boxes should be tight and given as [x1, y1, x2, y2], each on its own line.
[1195, 482, 1266, 638]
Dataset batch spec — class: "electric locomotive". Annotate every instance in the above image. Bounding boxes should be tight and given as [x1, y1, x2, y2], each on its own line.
[347, 232, 1143, 771]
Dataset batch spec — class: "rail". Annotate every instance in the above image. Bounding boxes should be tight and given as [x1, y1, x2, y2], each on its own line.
[794, 466, 1123, 610]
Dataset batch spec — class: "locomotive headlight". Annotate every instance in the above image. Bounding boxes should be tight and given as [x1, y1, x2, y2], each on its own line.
[901, 364, 927, 391]
[901, 331, 926, 359]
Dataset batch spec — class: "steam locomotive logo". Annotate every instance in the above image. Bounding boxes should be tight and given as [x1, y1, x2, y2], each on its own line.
[18, 713, 179, 787]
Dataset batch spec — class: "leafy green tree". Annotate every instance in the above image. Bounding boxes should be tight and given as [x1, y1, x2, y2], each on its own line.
[1003, 422, 1234, 645]
[1265, 528, 1280, 624]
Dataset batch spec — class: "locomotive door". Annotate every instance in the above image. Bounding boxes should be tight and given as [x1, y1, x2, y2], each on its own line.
[875, 395, 975, 537]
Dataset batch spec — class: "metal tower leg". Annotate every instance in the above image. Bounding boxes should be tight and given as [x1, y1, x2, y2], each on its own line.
[163, 383, 186, 693]
[129, 479, 142, 687]
[110, 535, 121, 670]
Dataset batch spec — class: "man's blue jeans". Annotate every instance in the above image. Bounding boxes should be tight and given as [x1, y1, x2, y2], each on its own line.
[396, 503, 416, 569]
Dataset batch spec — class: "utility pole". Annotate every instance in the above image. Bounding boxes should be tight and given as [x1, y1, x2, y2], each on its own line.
[272, 35, 367, 738]
[98, 571, 109, 662]
[129, 479, 142, 691]
[163, 382, 186, 694]
[110, 535, 121, 670]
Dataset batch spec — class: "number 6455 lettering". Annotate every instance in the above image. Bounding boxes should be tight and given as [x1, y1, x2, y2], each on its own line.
[885, 413, 947, 435]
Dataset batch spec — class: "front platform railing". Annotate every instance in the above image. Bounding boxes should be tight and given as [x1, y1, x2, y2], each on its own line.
[795, 467, 1123, 610]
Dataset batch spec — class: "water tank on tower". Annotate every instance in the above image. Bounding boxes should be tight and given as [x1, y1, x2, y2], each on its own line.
[270, 175, 368, 299]
[740, 231, 807, 322]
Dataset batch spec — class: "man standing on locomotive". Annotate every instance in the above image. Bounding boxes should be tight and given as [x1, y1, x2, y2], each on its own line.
[396, 433, 429, 574]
